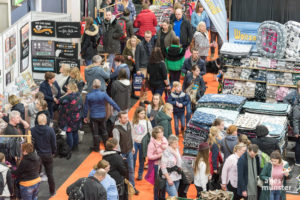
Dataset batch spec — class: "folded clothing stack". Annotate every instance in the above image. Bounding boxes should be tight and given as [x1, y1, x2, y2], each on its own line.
[275, 87, 290, 102]
[242, 101, 291, 116]
[231, 81, 246, 96]
[293, 74, 300, 85]
[240, 68, 252, 80]
[266, 72, 278, 84]
[243, 82, 256, 98]
[254, 83, 267, 101]
[235, 113, 261, 130]
[224, 68, 242, 79]
[266, 85, 278, 102]
[220, 42, 252, 57]
[197, 94, 246, 111]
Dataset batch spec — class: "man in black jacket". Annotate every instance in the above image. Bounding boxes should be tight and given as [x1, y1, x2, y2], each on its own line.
[171, 8, 193, 49]
[31, 114, 57, 197]
[67, 169, 107, 200]
[251, 125, 280, 156]
[237, 144, 260, 200]
[103, 11, 123, 68]
[182, 48, 206, 76]
[135, 31, 154, 77]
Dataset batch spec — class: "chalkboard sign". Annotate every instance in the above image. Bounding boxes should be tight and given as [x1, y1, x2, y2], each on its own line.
[32, 40, 55, 57]
[56, 58, 80, 72]
[32, 20, 55, 37]
[55, 42, 78, 59]
[32, 57, 56, 72]
[56, 22, 81, 38]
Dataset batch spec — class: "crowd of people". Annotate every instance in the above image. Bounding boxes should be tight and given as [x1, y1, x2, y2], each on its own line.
[0, 1, 295, 200]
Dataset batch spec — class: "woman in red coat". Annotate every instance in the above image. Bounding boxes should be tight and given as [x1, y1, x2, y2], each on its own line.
[134, 3, 157, 39]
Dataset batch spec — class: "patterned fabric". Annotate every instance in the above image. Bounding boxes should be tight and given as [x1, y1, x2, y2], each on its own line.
[220, 42, 252, 56]
[58, 92, 83, 132]
[256, 21, 287, 59]
[242, 101, 291, 116]
[285, 21, 300, 59]
[197, 94, 246, 111]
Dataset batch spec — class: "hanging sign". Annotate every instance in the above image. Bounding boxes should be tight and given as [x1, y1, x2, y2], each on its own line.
[31, 40, 55, 57]
[56, 22, 81, 38]
[31, 20, 55, 37]
[56, 59, 80, 72]
[200, 0, 227, 42]
[32, 58, 56, 72]
[55, 42, 78, 59]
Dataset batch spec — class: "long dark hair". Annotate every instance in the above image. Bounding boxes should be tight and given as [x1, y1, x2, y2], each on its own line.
[149, 47, 164, 64]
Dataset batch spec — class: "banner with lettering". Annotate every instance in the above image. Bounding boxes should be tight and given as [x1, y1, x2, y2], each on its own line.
[229, 21, 260, 50]
[200, 0, 227, 42]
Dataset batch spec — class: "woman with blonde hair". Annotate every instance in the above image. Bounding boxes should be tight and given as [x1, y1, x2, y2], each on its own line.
[155, 103, 173, 138]
[56, 64, 71, 94]
[221, 143, 247, 200]
[193, 21, 215, 60]
[194, 142, 211, 197]
[63, 67, 85, 93]
[58, 82, 83, 150]
[208, 126, 223, 178]
[220, 125, 238, 161]
[238, 134, 251, 147]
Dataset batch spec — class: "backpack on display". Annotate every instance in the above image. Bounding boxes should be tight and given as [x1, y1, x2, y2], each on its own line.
[68, 178, 87, 200]
[118, 19, 127, 40]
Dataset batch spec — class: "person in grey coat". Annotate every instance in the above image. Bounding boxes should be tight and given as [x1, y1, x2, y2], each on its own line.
[220, 125, 238, 161]
[67, 169, 107, 200]
[193, 22, 214, 60]
[85, 55, 110, 92]
[283, 82, 300, 166]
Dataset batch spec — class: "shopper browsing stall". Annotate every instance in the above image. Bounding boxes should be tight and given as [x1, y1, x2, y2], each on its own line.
[220, 125, 238, 161]
[155, 103, 173, 138]
[181, 48, 206, 76]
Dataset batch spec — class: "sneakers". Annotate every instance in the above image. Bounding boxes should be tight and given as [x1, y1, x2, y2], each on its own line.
[40, 174, 48, 182]
[295, 163, 300, 167]
[134, 188, 140, 195]
[137, 175, 142, 180]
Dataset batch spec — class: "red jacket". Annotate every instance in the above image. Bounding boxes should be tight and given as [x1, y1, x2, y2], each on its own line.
[134, 9, 157, 37]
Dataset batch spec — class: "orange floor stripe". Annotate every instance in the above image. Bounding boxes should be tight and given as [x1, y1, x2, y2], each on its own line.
[51, 73, 298, 199]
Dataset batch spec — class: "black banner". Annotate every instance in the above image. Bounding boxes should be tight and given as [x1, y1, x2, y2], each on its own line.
[32, 57, 56, 72]
[56, 58, 80, 72]
[55, 42, 78, 59]
[56, 22, 81, 38]
[20, 23, 30, 73]
[31, 40, 55, 57]
[31, 20, 55, 37]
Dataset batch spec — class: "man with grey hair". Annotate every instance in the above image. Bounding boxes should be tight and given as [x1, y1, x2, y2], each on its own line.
[85, 55, 111, 92]
[4, 110, 29, 135]
[31, 113, 57, 196]
[67, 168, 107, 200]
[83, 79, 120, 152]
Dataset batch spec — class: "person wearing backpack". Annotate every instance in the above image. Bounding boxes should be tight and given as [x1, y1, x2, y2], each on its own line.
[67, 169, 107, 200]
[119, 8, 134, 53]
[0, 153, 13, 200]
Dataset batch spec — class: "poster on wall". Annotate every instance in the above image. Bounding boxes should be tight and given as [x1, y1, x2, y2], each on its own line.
[5, 49, 16, 70]
[31, 20, 55, 37]
[56, 22, 81, 38]
[32, 58, 56, 72]
[55, 42, 78, 59]
[31, 40, 55, 57]
[56, 58, 80, 71]
[5, 69, 14, 86]
[20, 23, 30, 73]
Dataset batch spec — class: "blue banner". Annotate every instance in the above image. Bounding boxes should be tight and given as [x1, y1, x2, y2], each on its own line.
[229, 21, 260, 50]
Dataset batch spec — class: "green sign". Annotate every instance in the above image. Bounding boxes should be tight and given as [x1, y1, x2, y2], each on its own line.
[14, 0, 25, 6]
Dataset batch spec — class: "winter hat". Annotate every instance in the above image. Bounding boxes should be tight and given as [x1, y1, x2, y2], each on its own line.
[255, 125, 269, 137]
[198, 142, 209, 151]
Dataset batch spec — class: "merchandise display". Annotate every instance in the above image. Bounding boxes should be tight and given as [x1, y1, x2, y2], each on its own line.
[285, 21, 300, 59]
[256, 21, 287, 59]
[242, 101, 291, 115]
[196, 94, 246, 111]
[149, 5, 173, 25]
[220, 42, 252, 57]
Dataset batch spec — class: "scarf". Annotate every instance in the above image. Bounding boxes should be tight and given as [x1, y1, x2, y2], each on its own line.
[167, 146, 182, 168]
[247, 153, 257, 198]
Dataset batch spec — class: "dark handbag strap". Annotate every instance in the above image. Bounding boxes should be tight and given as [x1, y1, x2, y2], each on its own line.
[224, 139, 232, 154]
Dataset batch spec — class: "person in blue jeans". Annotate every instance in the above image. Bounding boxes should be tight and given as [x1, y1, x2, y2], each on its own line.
[167, 81, 189, 135]
[13, 143, 41, 200]
[112, 111, 139, 195]
[132, 107, 153, 180]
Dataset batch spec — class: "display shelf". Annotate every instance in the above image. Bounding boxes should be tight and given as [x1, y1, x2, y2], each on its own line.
[223, 77, 267, 83]
[267, 84, 297, 88]
[224, 65, 300, 74]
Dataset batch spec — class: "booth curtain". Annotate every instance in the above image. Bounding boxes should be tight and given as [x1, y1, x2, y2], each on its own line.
[231, 0, 300, 23]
